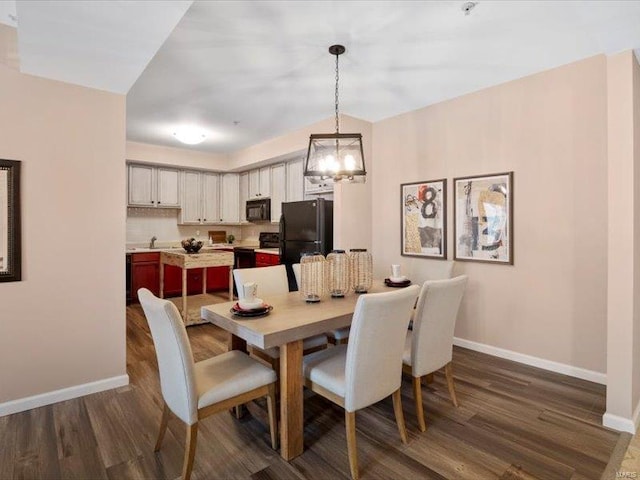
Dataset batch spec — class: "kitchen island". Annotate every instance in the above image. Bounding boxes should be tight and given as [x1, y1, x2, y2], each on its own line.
[160, 250, 234, 325]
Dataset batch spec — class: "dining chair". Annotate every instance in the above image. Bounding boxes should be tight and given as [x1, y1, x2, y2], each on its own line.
[292, 262, 350, 345]
[233, 266, 327, 369]
[403, 275, 467, 432]
[137, 288, 278, 480]
[303, 285, 420, 480]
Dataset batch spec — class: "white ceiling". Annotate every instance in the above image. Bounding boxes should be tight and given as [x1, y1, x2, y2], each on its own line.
[8, 1, 640, 154]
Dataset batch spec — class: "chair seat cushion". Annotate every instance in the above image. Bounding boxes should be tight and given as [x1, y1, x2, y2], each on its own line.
[403, 331, 412, 367]
[195, 350, 276, 408]
[256, 334, 328, 359]
[327, 327, 350, 340]
[302, 344, 348, 398]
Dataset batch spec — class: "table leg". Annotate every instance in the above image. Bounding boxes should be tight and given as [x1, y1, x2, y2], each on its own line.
[203, 267, 207, 294]
[228, 334, 247, 353]
[159, 263, 165, 299]
[280, 339, 304, 460]
[181, 268, 187, 321]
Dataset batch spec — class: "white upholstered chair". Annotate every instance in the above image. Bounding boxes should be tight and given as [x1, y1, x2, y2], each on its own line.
[137, 288, 278, 480]
[233, 266, 327, 365]
[403, 276, 467, 432]
[292, 262, 350, 345]
[303, 285, 420, 480]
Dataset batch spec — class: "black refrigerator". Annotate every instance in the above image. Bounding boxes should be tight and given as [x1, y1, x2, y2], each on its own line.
[279, 199, 333, 291]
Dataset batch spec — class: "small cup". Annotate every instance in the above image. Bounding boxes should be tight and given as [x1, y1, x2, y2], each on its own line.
[391, 264, 401, 278]
[243, 282, 258, 301]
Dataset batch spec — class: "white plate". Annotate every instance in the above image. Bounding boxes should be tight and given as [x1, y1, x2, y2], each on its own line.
[389, 276, 408, 283]
[239, 298, 264, 310]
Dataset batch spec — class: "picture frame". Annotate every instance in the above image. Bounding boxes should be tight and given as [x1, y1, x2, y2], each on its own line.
[453, 171, 513, 265]
[401, 179, 447, 259]
[0, 159, 21, 282]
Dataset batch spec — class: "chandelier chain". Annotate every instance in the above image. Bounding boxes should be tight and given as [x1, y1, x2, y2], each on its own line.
[335, 52, 340, 133]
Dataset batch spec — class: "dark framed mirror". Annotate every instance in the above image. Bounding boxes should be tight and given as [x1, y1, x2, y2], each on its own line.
[0, 159, 21, 282]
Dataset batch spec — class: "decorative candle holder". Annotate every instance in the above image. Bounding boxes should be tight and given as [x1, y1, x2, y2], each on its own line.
[327, 250, 350, 297]
[349, 249, 372, 293]
[300, 253, 327, 303]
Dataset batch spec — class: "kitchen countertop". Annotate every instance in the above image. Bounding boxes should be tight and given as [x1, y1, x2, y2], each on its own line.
[126, 244, 234, 254]
[255, 248, 280, 255]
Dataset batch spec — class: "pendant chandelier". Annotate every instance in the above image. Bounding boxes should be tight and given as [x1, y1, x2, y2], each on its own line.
[304, 45, 366, 184]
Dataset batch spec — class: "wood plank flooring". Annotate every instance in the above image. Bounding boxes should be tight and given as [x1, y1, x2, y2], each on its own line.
[0, 296, 619, 479]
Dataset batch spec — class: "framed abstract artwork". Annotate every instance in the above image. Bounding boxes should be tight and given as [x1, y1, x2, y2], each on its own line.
[401, 179, 447, 259]
[0, 159, 21, 282]
[454, 171, 513, 265]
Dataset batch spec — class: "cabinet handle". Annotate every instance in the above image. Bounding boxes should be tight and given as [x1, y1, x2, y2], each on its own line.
[198, 218, 201, 222]
[203, 218, 206, 222]
[158, 201, 161, 204]
[151, 200, 155, 204]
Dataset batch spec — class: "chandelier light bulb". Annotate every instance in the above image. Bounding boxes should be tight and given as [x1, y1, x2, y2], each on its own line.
[344, 154, 355, 171]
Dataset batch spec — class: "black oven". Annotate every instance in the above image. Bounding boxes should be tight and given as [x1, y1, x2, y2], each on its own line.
[246, 198, 271, 222]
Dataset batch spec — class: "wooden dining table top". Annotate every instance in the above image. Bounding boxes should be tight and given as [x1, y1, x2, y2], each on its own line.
[200, 282, 399, 349]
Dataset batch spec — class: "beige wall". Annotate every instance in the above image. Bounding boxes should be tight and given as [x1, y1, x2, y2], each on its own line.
[634, 52, 640, 421]
[606, 51, 637, 424]
[372, 55, 608, 373]
[0, 65, 126, 403]
[126, 140, 228, 171]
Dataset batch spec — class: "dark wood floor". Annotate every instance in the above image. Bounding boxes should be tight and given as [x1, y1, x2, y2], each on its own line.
[0, 297, 619, 479]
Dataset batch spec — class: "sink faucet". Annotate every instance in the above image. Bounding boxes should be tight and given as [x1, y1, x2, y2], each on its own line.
[149, 236, 157, 249]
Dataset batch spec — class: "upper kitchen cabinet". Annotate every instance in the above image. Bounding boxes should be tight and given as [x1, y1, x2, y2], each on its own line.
[304, 176, 334, 195]
[248, 166, 271, 199]
[220, 173, 240, 223]
[239, 172, 249, 222]
[286, 158, 304, 202]
[270, 163, 286, 222]
[128, 164, 180, 208]
[180, 171, 220, 224]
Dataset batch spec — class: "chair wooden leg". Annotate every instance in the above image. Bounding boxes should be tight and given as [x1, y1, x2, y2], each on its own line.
[154, 402, 170, 452]
[182, 423, 198, 480]
[392, 389, 408, 444]
[345, 411, 359, 480]
[412, 376, 426, 432]
[266, 383, 279, 450]
[444, 362, 459, 407]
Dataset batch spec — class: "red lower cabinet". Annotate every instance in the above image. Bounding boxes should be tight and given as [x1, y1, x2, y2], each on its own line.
[256, 252, 280, 267]
[131, 252, 160, 299]
[207, 266, 230, 292]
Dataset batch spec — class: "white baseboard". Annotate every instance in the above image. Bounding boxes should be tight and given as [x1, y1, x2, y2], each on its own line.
[453, 337, 607, 385]
[0, 374, 129, 417]
[603, 398, 640, 434]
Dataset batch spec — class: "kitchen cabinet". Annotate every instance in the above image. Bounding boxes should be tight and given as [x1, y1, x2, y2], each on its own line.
[128, 164, 180, 207]
[256, 252, 280, 267]
[207, 266, 231, 291]
[220, 173, 240, 222]
[180, 171, 220, 224]
[131, 252, 160, 298]
[249, 166, 271, 199]
[304, 176, 334, 195]
[286, 158, 304, 202]
[270, 163, 286, 222]
[239, 172, 249, 222]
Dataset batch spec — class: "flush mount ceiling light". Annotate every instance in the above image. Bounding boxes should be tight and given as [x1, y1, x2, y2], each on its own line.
[172, 126, 207, 145]
[304, 44, 366, 184]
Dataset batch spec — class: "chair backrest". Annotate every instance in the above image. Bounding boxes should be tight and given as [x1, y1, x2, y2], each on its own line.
[292, 263, 301, 290]
[137, 288, 198, 425]
[344, 285, 420, 412]
[233, 265, 289, 299]
[411, 276, 468, 377]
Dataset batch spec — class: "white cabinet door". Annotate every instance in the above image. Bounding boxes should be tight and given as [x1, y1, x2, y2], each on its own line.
[220, 173, 239, 223]
[249, 169, 261, 199]
[259, 166, 271, 198]
[239, 172, 249, 222]
[202, 172, 220, 224]
[128, 164, 155, 206]
[156, 168, 180, 207]
[270, 164, 286, 222]
[286, 159, 304, 202]
[304, 176, 334, 195]
[181, 171, 202, 223]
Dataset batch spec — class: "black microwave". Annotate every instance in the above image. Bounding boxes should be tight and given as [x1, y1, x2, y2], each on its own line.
[246, 198, 271, 222]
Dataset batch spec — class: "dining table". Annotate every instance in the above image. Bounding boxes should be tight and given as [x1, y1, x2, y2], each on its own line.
[200, 281, 403, 461]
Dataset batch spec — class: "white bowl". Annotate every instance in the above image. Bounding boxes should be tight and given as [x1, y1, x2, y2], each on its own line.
[389, 276, 408, 283]
[239, 298, 264, 310]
